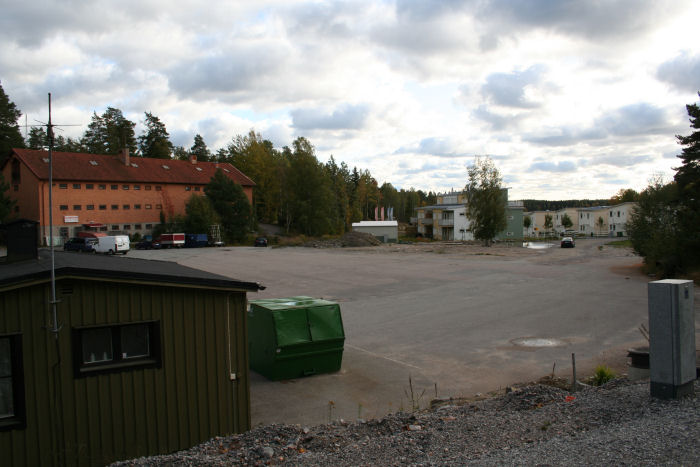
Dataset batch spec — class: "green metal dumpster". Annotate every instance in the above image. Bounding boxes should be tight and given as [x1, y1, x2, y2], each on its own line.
[248, 296, 345, 380]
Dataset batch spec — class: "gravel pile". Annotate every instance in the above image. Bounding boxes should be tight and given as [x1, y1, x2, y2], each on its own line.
[303, 231, 382, 248]
[114, 379, 699, 466]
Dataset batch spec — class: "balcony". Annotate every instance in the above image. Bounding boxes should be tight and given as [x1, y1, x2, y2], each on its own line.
[438, 218, 454, 226]
[419, 218, 433, 225]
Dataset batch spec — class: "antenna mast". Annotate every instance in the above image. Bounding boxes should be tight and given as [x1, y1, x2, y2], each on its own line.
[47, 93, 60, 338]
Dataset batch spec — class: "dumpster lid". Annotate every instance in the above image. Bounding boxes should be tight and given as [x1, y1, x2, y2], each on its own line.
[250, 296, 345, 345]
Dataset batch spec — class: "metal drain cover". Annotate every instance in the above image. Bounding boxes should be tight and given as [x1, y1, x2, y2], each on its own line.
[511, 337, 568, 348]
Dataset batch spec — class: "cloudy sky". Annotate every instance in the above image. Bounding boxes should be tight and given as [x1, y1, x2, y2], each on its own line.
[2, 0, 699, 200]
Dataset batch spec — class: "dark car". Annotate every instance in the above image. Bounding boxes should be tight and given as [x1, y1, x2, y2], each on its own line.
[63, 237, 97, 253]
[254, 237, 268, 247]
[135, 236, 161, 250]
[560, 236, 575, 248]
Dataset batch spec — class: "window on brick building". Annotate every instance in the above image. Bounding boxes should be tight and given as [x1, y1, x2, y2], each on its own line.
[111, 205, 118, 210]
[11, 159, 20, 184]
[87, 205, 94, 210]
[59, 205, 68, 210]
[86, 184, 94, 190]
[73, 205, 81, 211]
[99, 205, 106, 210]
[73, 184, 81, 189]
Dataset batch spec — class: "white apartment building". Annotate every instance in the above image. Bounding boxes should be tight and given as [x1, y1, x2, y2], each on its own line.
[606, 202, 636, 237]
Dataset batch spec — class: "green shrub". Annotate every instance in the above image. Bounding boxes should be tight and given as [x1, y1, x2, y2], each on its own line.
[591, 365, 616, 386]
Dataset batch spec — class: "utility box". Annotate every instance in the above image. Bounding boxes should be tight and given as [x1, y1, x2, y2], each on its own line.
[248, 297, 345, 380]
[648, 279, 696, 399]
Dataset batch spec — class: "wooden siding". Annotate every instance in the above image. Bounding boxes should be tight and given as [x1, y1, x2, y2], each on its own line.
[0, 278, 250, 466]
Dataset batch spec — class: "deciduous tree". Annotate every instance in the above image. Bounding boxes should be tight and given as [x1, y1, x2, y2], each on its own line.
[464, 156, 506, 246]
[205, 169, 252, 243]
[184, 193, 219, 234]
[561, 213, 573, 230]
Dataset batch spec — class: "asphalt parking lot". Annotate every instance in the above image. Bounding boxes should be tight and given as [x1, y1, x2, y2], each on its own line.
[129, 239, 699, 427]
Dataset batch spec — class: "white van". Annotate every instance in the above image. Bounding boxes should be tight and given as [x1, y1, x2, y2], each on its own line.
[95, 235, 130, 255]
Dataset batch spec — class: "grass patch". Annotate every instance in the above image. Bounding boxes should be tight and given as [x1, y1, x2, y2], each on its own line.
[606, 239, 632, 248]
[590, 365, 616, 386]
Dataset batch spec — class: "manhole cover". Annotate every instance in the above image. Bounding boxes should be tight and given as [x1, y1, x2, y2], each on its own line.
[511, 337, 568, 348]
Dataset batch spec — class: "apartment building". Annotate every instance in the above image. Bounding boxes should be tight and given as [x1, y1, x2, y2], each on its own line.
[415, 190, 523, 241]
[2, 148, 255, 244]
[577, 206, 610, 236]
[606, 201, 636, 237]
[553, 207, 580, 234]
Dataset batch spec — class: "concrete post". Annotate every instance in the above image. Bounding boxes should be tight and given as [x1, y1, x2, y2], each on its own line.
[648, 279, 696, 399]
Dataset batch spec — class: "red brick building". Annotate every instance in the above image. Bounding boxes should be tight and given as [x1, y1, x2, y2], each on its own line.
[2, 148, 255, 244]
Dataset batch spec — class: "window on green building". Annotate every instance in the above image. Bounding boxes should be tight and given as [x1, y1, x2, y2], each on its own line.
[73, 322, 161, 377]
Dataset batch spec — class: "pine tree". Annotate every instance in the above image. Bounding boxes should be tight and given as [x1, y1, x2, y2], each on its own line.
[673, 92, 700, 267]
[0, 82, 25, 163]
[81, 107, 136, 155]
[138, 112, 173, 159]
[190, 134, 211, 162]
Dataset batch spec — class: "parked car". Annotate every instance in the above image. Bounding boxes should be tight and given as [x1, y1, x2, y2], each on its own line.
[254, 237, 268, 247]
[63, 237, 97, 253]
[135, 236, 161, 250]
[95, 235, 130, 255]
[561, 237, 575, 248]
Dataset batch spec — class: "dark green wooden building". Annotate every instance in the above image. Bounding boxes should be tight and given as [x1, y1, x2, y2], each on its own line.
[0, 249, 263, 466]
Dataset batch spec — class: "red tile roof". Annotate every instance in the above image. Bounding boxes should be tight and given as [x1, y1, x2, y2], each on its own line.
[10, 149, 255, 186]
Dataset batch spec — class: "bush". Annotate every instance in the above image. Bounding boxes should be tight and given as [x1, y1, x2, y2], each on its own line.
[590, 365, 616, 386]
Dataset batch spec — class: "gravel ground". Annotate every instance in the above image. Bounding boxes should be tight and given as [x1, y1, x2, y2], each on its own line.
[113, 378, 699, 466]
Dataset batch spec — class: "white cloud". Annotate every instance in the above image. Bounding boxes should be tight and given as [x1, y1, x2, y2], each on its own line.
[1, 0, 698, 200]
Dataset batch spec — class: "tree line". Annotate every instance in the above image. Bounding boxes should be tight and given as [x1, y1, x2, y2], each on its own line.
[0, 84, 439, 235]
[628, 92, 700, 277]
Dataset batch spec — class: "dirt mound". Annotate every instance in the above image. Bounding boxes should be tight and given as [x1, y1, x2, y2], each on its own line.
[340, 231, 382, 247]
[303, 231, 382, 248]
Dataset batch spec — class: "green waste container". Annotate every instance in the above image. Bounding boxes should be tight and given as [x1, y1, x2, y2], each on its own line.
[248, 296, 345, 380]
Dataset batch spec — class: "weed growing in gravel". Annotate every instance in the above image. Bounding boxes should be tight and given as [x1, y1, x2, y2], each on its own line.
[591, 365, 616, 386]
[404, 375, 426, 412]
[327, 400, 335, 423]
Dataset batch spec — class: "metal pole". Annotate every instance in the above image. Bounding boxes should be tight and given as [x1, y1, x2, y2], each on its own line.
[47, 93, 59, 337]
